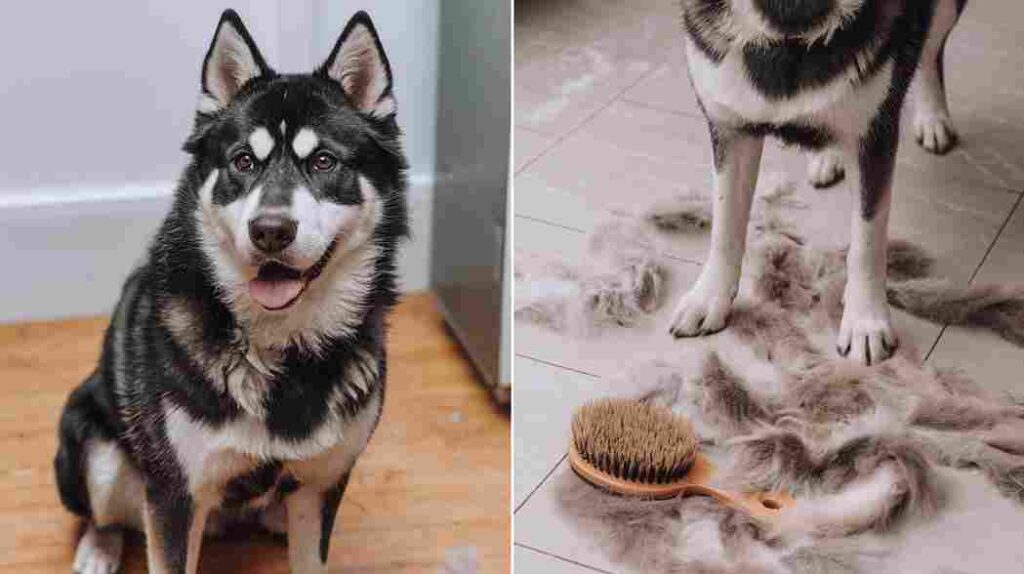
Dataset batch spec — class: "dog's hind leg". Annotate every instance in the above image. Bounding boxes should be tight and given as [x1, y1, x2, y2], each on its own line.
[837, 125, 899, 366]
[72, 439, 145, 573]
[73, 524, 124, 574]
[910, 0, 965, 154]
[56, 375, 143, 573]
[670, 124, 763, 337]
[807, 148, 846, 188]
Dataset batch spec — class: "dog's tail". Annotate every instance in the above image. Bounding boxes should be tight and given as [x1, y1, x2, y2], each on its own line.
[54, 371, 113, 518]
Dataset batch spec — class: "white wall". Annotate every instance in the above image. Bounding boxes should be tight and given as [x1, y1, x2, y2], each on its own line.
[0, 1, 439, 322]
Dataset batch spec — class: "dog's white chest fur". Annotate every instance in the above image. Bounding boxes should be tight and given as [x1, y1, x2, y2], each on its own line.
[685, 38, 893, 139]
[162, 392, 380, 499]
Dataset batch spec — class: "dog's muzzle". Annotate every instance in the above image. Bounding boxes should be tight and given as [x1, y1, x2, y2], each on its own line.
[247, 239, 338, 311]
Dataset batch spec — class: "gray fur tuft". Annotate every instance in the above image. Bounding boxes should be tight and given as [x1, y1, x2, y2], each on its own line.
[887, 280, 1024, 347]
[643, 193, 713, 234]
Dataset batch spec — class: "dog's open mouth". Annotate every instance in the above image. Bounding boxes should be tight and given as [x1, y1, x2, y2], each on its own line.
[247, 241, 337, 311]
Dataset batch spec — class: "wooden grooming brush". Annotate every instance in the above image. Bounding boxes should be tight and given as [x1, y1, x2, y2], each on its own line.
[569, 398, 793, 519]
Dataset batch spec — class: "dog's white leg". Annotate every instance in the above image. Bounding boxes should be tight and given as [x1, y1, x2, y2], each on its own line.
[286, 475, 350, 574]
[73, 524, 123, 574]
[670, 127, 763, 337]
[73, 438, 145, 573]
[838, 131, 899, 366]
[840, 193, 896, 365]
[807, 148, 846, 188]
[910, 0, 962, 154]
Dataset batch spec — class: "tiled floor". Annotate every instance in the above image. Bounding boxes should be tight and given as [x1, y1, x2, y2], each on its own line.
[513, 1, 1024, 571]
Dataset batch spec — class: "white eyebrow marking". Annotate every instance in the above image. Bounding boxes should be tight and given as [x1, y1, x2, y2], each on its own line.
[291, 128, 319, 159]
[248, 127, 275, 161]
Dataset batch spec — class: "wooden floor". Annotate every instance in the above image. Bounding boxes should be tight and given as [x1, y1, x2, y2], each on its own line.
[0, 294, 509, 573]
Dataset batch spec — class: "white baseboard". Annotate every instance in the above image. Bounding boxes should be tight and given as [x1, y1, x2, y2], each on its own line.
[0, 176, 433, 323]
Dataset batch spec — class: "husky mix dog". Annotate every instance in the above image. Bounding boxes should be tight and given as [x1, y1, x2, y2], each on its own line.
[54, 10, 407, 574]
[671, 0, 967, 365]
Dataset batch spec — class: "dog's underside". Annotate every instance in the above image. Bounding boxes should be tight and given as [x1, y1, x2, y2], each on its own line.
[54, 10, 408, 574]
[671, 0, 968, 366]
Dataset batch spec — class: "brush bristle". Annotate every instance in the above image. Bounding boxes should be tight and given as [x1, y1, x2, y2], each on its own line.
[571, 398, 698, 485]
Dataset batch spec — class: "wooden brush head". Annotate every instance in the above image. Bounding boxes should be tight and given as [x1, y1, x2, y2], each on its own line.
[570, 398, 698, 497]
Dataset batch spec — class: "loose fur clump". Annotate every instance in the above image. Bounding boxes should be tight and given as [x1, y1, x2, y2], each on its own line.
[909, 395, 1024, 430]
[515, 218, 669, 333]
[726, 429, 818, 493]
[643, 192, 713, 234]
[727, 304, 820, 366]
[696, 353, 772, 434]
[758, 172, 805, 210]
[784, 363, 879, 423]
[551, 205, 1024, 572]
[582, 262, 666, 327]
[816, 434, 941, 529]
[752, 237, 816, 312]
[513, 255, 582, 332]
[887, 280, 1024, 346]
[912, 429, 1024, 504]
[559, 342, 1020, 571]
[554, 471, 691, 572]
[883, 239, 935, 282]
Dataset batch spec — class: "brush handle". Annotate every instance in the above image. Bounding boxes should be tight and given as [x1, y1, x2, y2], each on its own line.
[569, 447, 793, 519]
[678, 455, 794, 520]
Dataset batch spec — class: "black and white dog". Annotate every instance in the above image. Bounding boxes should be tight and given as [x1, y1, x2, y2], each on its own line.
[54, 10, 407, 574]
[671, 0, 966, 365]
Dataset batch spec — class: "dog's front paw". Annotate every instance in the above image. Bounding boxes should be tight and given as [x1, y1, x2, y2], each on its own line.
[837, 293, 897, 366]
[807, 151, 846, 188]
[73, 524, 123, 574]
[668, 279, 735, 338]
[913, 113, 958, 155]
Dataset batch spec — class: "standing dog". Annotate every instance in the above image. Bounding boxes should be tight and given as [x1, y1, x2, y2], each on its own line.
[54, 10, 407, 573]
[671, 0, 966, 365]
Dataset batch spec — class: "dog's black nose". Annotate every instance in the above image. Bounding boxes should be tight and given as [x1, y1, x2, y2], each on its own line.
[249, 215, 297, 254]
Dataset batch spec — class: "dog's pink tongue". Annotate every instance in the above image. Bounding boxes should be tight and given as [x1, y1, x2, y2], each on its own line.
[248, 278, 304, 310]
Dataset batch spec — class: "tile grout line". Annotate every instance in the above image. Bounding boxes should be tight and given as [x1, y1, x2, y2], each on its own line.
[515, 543, 617, 574]
[618, 94, 705, 121]
[516, 213, 587, 234]
[923, 189, 1023, 362]
[514, 63, 666, 177]
[966, 190, 1023, 284]
[515, 215, 705, 266]
[515, 354, 603, 379]
[515, 453, 567, 513]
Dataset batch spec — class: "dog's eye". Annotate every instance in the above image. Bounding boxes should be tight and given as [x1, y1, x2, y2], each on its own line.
[232, 152, 256, 173]
[310, 151, 338, 173]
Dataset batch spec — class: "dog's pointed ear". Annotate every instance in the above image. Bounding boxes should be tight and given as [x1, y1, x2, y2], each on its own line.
[200, 10, 272, 110]
[317, 11, 396, 118]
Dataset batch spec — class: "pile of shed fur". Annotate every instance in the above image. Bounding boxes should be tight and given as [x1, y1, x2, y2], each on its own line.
[516, 184, 1024, 573]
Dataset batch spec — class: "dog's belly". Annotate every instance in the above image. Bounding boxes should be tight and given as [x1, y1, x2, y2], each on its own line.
[162, 390, 380, 505]
[686, 38, 894, 143]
